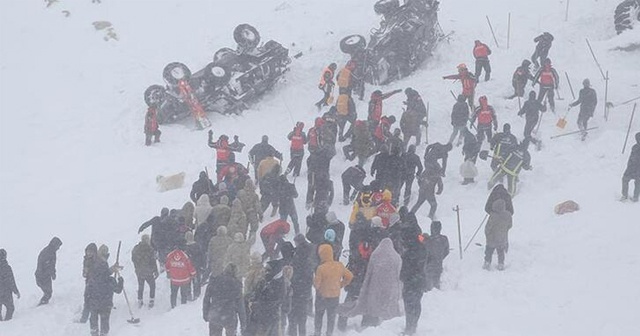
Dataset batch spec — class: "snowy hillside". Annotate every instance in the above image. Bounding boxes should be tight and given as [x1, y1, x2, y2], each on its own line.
[1, 0, 639, 335]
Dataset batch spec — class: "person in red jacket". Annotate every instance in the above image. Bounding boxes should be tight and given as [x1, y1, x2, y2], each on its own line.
[286, 122, 308, 177]
[473, 40, 492, 82]
[443, 64, 477, 109]
[367, 89, 402, 128]
[471, 96, 498, 144]
[375, 190, 397, 227]
[373, 116, 396, 150]
[260, 219, 291, 261]
[165, 246, 196, 308]
[307, 118, 325, 154]
[533, 58, 560, 112]
[144, 107, 161, 146]
[208, 131, 245, 173]
[316, 63, 338, 110]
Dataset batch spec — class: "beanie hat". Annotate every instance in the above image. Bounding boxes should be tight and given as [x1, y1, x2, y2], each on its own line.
[325, 211, 338, 224]
[324, 229, 336, 243]
[371, 216, 384, 228]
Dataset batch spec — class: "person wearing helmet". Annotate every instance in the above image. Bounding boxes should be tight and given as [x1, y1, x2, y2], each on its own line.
[316, 63, 338, 110]
[622, 132, 640, 202]
[471, 96, 498, 144]
[443, 64, 477, 109]
[473, 40, 492, 81]
[518, 91, 547, 149]
[488, 139, 532, 196]
[568, 78, 598, 141]
[490, 123, 519, 172]
[286, 122, 308, 177]
[508, 60, 535, 99]
[533, 58, 560, 112]
[531, 32, 554, 69]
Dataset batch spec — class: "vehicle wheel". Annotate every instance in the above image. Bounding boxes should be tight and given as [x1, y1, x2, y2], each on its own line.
[340, 35, 366, 54]
[213, 47, 236, 63]
[204, 62, 231, 86]
[162, 62, 191, 85]
[144, 85, 166, 107]
[614, 0, 640, 34]
[264, 40, 281, 51]
[233, 24, 261, 51]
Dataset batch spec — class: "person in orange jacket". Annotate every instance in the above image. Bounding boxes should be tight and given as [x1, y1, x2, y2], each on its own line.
[165, 246, 196, 308]
[313, 244, 353, 336]
[144, 106, 161, 146]
[316, 63, 338, 110]
[472, 40, 492, 81]
[443, 64, 477, 109]
[471, 96, 498, 144]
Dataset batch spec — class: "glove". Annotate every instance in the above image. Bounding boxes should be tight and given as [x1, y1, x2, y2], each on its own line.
[52, 273, 56, 281]
[15, 291, 20, 299]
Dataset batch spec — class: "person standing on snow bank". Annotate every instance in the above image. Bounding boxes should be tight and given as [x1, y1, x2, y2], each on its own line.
[85, 251, 124, 336]
[0, 249, 20, 321]
[316, 63, 337, 110]
[131, 234, 158, 309]
[622, 132, 640, 202]
[400, 145, 423, 207]
[449, 94, 470, 146]
[144, 106, 161, 146]
[473, 40, 492, 81]
[486, 184, 514, 216]
[508, 60, 535, 99]
[165, 245, 196, 308]
[533, 58, 559, 113]
[483, 199, 513, 271]
[425, 221, 449, 291]
[209, 132, 245, 174]
[250, 135, 283, 179]
[400, 230, 427, 336]
[286, 122, 308, 177]
[443, 63, 477, 109]
[568, 79, 597, 141]
[203, 263, 246, 336]
[518, 91, 546, 147]
[35, 237, 62, 306]
[487, 139, 532, 197]
[314, 245, 353, 336]
[411, 160, 443, 219]
[531, 32, 554, 69]
[471, 95, 498, 145]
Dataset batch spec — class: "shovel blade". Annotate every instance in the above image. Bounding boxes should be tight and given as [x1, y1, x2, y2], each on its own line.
[556, 117, 567, 129]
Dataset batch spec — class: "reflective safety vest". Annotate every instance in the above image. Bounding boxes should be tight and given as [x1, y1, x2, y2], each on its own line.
[337, 68, 352, 89]
[336, 94, 350, 116]
[477, 108, 493, 125]
[319, 67, 334, 88]
[539, 69, 555, 86]
[290, 130, 305, 151]
[501, 150, 525, 176]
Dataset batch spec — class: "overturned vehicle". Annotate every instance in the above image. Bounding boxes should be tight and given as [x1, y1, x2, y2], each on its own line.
[614, 0, 640, 34]
[144, 24, 291, 125]
[339, 0, 444, 85]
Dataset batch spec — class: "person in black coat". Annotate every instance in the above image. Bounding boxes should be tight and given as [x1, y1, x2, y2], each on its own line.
[250, 135, 283, 179]
[424, 142, 453, 177]
[247, 260, 285, 336]
[341, 165, 366, 205]
[622, 132, 640, 202]
[400, 232, 427, 336]
[490, 124, 519, 172]
[400, 145, 424, 206]
[185, 232, 206, 300]
[190, 171, 216, 203]
[425, 221, 449, 291]
[371, 146, 404, 204]
[508, 60, 534, 99]
[411, 160, 443, 219]
[306, 209, 329, 245]
[85, 255, 123, 336]
[35, 237, 62, 305]
[277, 175, 301, 234]
[449, 94, 470, 145]
[462, 128, 481, 163]
[307, 147, 335, 210]
[289, 235, 314, 336]
[486, 184, 515, 215]
[531, 32, 554, 68]
[0, 249, 20, 321]
[203, 263, 246, 336]
[518, 91, 546, 147]
[569, 79, 598, 140]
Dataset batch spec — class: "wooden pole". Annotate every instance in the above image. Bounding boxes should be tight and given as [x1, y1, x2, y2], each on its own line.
[565, 0, 570, 22]
[486, 16, 500, 48]
[622, 103, 637, 154]
[507, 13, 511, 49]
[604, 71, 610, 121]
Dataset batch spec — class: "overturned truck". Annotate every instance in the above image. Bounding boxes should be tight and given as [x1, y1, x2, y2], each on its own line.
[144, 24, 291, 125]
[339, 0, 444, 85]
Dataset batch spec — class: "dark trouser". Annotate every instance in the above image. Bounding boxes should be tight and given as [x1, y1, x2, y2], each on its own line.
[401, 175, 415, 206]
[170, 283, 190, 308]
[538, 86, 555, 112]
[261, 233, 283, 261]
[361, 315, 380, 327]
[280, 204, 300, 235]
[402, 287, 423, 335]
[89, 307, 111, 336]
[36, 276, 53, 305]
[191, 271, 202, 300]
[577, 112, 591, 135]
[315, 87, 332, 108]
[476, 125, 493, 144]
[402, 129, 421, 148]
[509, 82, 526, 99]
[209, 318, 238, 336]
[145, 130, 161, 146]
[485, 246, 506, 265]
[411, 183, 437, 218]
[286, 151, 304, 177]
[448, 126, 466, 145]
[288, 296, 310, 336]
[341, 179, 359, 205]
[0, 297, 15, 321]
[531, 48, 549, 68]
[524, 118, 539, 144]
[314, 295, 339, 336]
[475, 59, 491, 81]
[137, 275, 156, 301]
[260, 193, 277, 213]
[622, 175, 640, 199]
[425, 267, 443, 291]
[488, 169, 518, 196]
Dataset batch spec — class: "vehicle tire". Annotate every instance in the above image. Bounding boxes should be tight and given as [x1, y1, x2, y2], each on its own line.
[614, 0, 640, 34]
[233, 24, 261, 51]
[144, 85, 166, 107]
[340, 35, 366, 54]
[204, 62, 231, 86]
[162, 62, 191, 85]
[213, 47, 236, 63]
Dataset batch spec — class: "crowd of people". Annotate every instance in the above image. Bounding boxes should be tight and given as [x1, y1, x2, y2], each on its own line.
[2, 29, 639, 336]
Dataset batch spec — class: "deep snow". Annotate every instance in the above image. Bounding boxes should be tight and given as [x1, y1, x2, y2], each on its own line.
[1, 0, 639, 335]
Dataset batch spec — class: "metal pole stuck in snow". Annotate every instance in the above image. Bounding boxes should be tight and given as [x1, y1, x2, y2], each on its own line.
[622, 103, 637, 154]
[585, 38, 607, 80]
[604, 71, 610, 121]
[565, 0, 570, 22]
[507, 13, 511, 49]
[565, 72, 576, 100]
[486, 16, 500, 48]
[453, 205, 463, 260]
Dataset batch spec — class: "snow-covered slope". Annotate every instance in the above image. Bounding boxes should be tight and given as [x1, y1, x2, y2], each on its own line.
[1, 0, 639, 335]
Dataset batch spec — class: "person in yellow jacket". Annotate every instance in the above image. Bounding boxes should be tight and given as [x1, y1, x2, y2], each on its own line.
[256, 156, 281, 184]
[314, 245, 353, 336]
[348, 187, 378, 227]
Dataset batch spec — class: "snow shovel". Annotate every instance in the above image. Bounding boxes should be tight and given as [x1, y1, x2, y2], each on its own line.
[556, 113, 568, 129]
[478, 150, 496, 161]
[114, 241, 141, 324]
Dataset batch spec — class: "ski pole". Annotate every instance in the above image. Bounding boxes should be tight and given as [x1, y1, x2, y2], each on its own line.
[550, 127, 598, 139]
[622, 103, 637, 154]
[463, 214, 489, 252]
[453, 205, 463, 260]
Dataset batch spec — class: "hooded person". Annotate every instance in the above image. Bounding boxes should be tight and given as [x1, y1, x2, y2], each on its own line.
[325, 212, 346, 260]
[211, 195, 232, 228]
[248, 260, 286, 336]
[203, 263, 247, 336]
[35, 237, 62, 305]
[449, 94, 470, 145]
[227, 198, 249, 239]
[483, 199, 513, 271]
[224, 232, 257, 279]
[518, 90, 546, 147]
[400, 230, 427, 336]
[0, 249, 20, 321]
[260, 219, 291, 261]
[85, 247, 124, 336]
[195, 194, 214, 226]
[190, 171, 216, 203]
[236, 179, 263, 232]
[471, 95, 498, 144]
[400, 88, 427, 147]
[185, 231, 205, 300]
[289, 234, 314, 336]
[78, 243, 98, 323]
[244, 252, 265, 304]
[181, 201, 195, 229]
[485, 184, 514, 215]
[622, 132, 640, 201]
[569, 78, 598, 140]
[314, 245, 353, 336]
[208, 226, 233, 278]
[345, 238, 403, 328]
[425, 221, 449, 291]
[131, 234, 158, 308]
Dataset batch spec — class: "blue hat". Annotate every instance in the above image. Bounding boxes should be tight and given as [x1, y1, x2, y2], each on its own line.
[324, 229, 336, 243]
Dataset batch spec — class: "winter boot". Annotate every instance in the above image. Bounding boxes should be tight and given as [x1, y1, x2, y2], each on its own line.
[482, 261, 490, 270]
[496, 263, 505, 271]
[148, 299, 154, 309]
[621, 195, 628, 201]
[632, 196, 639, 202]
[462, 178, 474, 185]
[137, 299, 144, 309]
